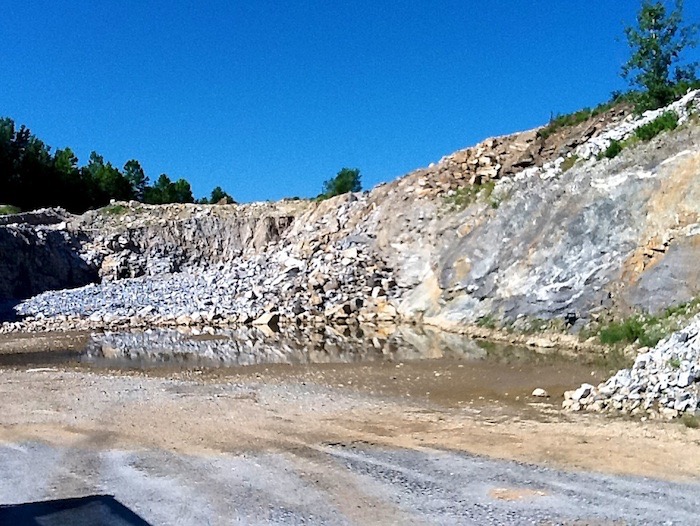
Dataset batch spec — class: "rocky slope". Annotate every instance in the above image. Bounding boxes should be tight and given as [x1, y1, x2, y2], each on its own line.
[565, 314, 700, 419]
[1, 91, 699, 337]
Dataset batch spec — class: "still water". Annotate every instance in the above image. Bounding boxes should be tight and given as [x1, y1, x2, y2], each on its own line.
[0, 326, 621, 410]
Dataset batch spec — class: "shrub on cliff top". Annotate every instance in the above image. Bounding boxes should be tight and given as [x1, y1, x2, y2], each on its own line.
[0, 205, 20, 215]
[538, 96, 630, 140]
[598, 110, 680, 161]
[601, 140, 624, 160]
[318, 168, 362, 201]
[634, 111, 679, 141]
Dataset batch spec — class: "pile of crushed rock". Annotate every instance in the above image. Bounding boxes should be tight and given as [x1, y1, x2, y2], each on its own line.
[4, 238, 403, 334]
[564, 316, 700, 419]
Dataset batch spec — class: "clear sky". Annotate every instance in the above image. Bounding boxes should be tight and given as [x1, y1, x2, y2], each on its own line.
[1, 1, 699, 202]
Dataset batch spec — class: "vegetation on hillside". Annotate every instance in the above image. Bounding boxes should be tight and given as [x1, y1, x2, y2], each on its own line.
[317, 168, 362, 201]
[537, 94, 633, 140]
[635, 110, 680, 139]
[622, 0, 698, 112]
[0, 205, 21, 216]
[592, 297, 700, 348]
[443, 180, 499, 211]
[560, 154, 579, 172]
[2, 2, 697, 217]
[540, 1, 697, 139]
[0, 117, 232, 214]
[599, 110, 680, 159]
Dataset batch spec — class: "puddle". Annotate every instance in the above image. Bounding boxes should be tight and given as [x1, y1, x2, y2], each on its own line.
[0, 325, 618, 411]
[0, 325, 491, 369]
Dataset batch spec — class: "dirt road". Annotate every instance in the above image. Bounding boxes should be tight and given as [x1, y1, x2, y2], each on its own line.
[0, 362, 699, 524]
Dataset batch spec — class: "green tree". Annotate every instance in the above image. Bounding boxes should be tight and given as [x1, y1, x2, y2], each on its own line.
[320, 167, 362, 200]
[144, 174, 194, 204]
[0, 114, 203, 213]
[208, 186, 234, 204]
[144, 174, 171, 204]
[622, 0, 698, 111]
[53, 147, 89, 212]
[83, 151, 133, 203]
[11, 130, 53, 210]
[0, 119, 16, 204]
[123, 159, 148, 201]
[172, 178, 194, 203]
[54, 147, 78, 176]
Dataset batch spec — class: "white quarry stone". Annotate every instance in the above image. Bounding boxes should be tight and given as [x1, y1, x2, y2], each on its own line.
[572, 383, 595, 402]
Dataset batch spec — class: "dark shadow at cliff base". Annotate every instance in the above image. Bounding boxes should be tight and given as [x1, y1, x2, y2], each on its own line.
[0, 495, 152, 526]
[0, 227, 98, 304]
[0, 300, 20, 323]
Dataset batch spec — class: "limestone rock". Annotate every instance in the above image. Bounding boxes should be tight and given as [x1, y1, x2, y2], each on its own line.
[253, 312, 280, 328]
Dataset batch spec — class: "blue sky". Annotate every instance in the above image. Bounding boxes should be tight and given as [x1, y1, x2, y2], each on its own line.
[1, 1, 699, 202]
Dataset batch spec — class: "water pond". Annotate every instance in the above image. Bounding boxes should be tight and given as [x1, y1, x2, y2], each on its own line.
[0, 325, 622, 410]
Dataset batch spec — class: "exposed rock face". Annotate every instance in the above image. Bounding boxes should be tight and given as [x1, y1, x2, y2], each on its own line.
[7, 195, 404, 332]
[77, 201, 302, 281]
[1, 91, 699, 333]
[374, 91, 700, 328]
[427, 134, 700, 326]
[0, 207, 71, 227]
[0, 222, 96, 302]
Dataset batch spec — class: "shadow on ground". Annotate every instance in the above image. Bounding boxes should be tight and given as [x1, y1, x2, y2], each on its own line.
[0, 495, 152, 526]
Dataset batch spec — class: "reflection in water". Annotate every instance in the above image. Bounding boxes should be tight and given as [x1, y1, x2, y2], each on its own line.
[83, 325, 491, 369]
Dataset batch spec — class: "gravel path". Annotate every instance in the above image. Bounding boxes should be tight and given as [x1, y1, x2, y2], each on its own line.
[0, 441, 698, 525]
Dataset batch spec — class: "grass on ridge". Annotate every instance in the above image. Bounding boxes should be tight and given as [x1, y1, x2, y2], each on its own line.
[0, 205, 21, 215]
[598, 111, 680, 160]
[596, 298, 700, 348]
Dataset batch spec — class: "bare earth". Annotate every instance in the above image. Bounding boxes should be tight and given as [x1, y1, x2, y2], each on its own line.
[0, 337, 699, 524]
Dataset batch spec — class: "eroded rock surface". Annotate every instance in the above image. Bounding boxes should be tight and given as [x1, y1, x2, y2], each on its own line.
[0, 221, 95, 302]
[1, 91, 699, 335]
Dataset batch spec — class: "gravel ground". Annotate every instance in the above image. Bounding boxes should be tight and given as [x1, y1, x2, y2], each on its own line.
[0, 349, 699, 525]
[0, 442, 698, 525]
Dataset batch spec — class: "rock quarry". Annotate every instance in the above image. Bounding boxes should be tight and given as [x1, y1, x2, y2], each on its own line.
[2, 91, 700, 418]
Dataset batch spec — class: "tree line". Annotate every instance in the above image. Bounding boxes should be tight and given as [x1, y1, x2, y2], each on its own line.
[0, 118, 233, 214]
[2, 1, 695, 215]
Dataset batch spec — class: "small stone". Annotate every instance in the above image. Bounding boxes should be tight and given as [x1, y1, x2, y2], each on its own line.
[659, 407, 679, 420]
[176, 315, 192, 326]
[572, 383, 595, 402]
[138, 305, 155, 316]
[588, 400, 605, 412]
[341, 247, 358, 259]
[253, 312, 279, 328]
[531, 388, 549, 398]
[677, 371, 695, 388]
[323, 279, 339, 293]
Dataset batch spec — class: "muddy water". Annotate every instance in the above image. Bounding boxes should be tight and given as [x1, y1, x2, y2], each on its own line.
[0, 326, 621, 411]
[232, 346, 616, 413]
